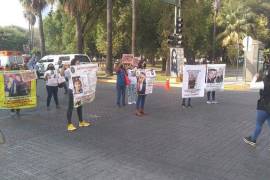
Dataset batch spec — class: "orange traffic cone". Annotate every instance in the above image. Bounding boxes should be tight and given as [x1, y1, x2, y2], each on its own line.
[165, 78, 170, 91]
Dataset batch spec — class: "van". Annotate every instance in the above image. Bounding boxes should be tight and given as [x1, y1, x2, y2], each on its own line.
[0, 51, 24, 70]
[36, 54, 91, 78]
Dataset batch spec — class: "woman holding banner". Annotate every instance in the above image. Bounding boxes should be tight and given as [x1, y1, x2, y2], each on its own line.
[65, 58, 90, 132]
[244, 70, 270, 147]
[127, 65, 137, 104]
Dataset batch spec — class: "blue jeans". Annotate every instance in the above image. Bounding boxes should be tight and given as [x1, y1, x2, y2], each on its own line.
[117, 85, 126, 106]
[127, 84, 137, 104]
[182, 98, 191, 106]
[46, 86, 59, 107]
[136, 95, 146, 110]
[207, 91, 215, 101]
[251, 110, 270, 141]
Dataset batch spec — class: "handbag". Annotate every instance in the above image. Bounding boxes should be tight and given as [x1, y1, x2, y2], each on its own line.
[125, 74, 131, 86]
[58, 76, 66, 88]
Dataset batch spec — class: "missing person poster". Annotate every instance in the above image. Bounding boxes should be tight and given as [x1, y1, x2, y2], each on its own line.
[70, 64, 98, 107]
[206, 64, 226, 91]
[170, 48, 184, 77]
[182, 65, 206, 98]
[0, 70, 37, 109]
[136, 69, 156, 94]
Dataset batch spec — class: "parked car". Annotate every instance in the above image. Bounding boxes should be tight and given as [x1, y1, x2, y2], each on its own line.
[36, 54, 91, 78]
[0, 51, 24, 70]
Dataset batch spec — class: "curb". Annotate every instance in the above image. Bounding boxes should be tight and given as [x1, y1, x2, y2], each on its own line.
[97, 78, 250, 91]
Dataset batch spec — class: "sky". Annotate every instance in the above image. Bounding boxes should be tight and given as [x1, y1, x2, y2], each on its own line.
[0, 0, 51, 29]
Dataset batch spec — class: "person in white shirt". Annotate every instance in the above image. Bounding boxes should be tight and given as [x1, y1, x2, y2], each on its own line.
[44, 63, 60, 110]
[65, 58, 90, 132]
[127, 65, 137, 104]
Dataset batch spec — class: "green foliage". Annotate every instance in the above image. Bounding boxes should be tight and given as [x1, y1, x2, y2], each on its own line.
[0, 26, 28, 51]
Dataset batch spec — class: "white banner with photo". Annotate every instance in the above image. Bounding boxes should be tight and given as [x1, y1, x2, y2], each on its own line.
[70, 64, 98, 107]
[206, 64, 226, 91]
[182, 65, 206, 98]
[136, 69, 156, 94]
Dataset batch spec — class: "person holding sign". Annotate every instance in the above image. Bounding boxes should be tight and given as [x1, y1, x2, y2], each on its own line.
[44, 64, 60, 110]
[115, 63, 126, 107]
[65, 58, 90, 132]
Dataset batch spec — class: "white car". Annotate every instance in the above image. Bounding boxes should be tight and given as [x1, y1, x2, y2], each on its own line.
[36, 54, 91, 78]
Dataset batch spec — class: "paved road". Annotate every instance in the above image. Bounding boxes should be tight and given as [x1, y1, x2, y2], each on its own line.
[0, 80, 269, 180]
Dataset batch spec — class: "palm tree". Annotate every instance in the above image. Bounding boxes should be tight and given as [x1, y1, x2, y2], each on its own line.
[131, 0, 137, 55]
[60, 0, 106, 54]
[23, 10, 36, 51]
[20, 0, 54, 57]
[106, 0, 113, 76]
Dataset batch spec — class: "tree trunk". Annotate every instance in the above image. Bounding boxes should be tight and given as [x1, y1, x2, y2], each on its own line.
[38, 8, 45, 57]
[162, 58, 166, 72]
[75, 14, 83, 54]
[166, 55, 170, 76]
[106, 0, 113, 76]
[131, 0, 136, 55]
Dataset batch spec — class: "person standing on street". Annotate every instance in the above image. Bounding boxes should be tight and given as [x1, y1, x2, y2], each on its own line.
[115, 63, 126, 107]
[127, 65, 137, 104]
[65, 58, 90, 132]
[244, 69, 270, 147]
[44, 63, 60, 110]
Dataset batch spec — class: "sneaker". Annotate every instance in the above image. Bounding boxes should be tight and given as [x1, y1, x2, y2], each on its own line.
[212, 101, 218, 104]
[128, 102, 132, 105]
[133, 101, 137, 104]
[187, 105, 192, 108]
[206, 101, 211, 104]
[243, 136, 256, 147]
[67, 123, 77, 131]
[79, 121, 91, 127]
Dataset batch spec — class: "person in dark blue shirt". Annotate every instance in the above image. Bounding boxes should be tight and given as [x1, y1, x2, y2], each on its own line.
[115, 63, 126, 107]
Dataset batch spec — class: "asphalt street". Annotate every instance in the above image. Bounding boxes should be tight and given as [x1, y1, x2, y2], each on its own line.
[0, 80, 269, 180]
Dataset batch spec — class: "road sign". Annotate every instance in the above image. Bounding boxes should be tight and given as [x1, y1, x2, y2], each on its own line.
[160, 0, 181, 7]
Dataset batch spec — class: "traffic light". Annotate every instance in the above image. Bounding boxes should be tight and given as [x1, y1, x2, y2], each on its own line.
[167, 34, 175, 46]
[176, 34, 183, 47]
[176, 17, 183, 34]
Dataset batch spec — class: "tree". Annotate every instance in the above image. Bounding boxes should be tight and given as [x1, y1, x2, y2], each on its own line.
[131, 0, 137, 55]
[60, 0, 106, 53]
[23, 10, 36, 51]
[106, 0, 113, 75]
[20, 0, 54, 57]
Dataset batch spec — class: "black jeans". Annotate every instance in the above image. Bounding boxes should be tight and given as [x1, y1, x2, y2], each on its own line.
[116, 85, 126, 106]
[182, 98, 191, 106]
[67, 89, 82, 124]
[207, 91, 216, 101]
[46, 86, 59, 107]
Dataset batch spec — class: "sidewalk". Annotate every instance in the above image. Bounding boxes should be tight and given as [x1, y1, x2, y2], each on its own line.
[97, 76, 250, 91]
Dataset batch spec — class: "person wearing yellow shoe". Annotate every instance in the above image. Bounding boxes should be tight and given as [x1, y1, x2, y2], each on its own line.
[65, 58, 91, 132]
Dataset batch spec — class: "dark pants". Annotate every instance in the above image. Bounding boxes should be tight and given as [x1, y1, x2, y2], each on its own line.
[136, 95, 146, 110]
[207, 91, 216, 101]
[182, 98, 191, 106]
[67, 89, 82, 124]
[46, 86, 59, 107]
[117, 85, 126, 106]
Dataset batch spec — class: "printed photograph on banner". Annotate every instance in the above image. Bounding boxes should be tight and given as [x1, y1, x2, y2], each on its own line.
[136, 69, 156, 94]
[182, 65, 206, 98]
[72, 76, 83, 95]
[4, 73, 31, 97]
[0, 71, 37, 109]
[170, 48, 179, 77]
[206, 64, 226, 91]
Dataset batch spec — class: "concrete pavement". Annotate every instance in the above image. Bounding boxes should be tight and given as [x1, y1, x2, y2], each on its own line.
[0, 80, 269, 180]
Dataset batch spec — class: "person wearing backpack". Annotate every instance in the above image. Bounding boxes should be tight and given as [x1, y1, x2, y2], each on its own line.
[115, 63, 126, 107]
[243, 69, 270, 147]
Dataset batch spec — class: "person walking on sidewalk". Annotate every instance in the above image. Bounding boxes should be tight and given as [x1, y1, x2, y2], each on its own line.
[115, 63, 126, 107]
[44, 63, 60, 110]
[244, 70, 270, 147]
[65, 58, 90, 132]
[127, 65, 137, 104]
